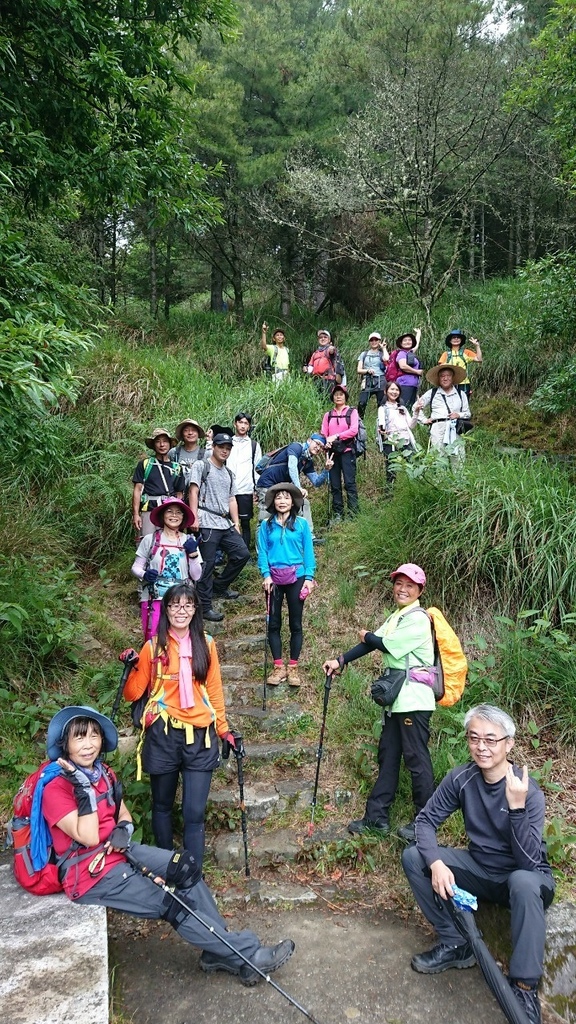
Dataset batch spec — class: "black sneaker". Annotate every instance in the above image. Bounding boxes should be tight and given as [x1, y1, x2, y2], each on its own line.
[347, 816, 390, 836]
[411, 942, 476, 974]
[397, 821, 416, 843]
[239, 939, 295, 987]
[203, 608, 224, 622]
[213, 588, 240, 600]
[509, 980, 542, 1024]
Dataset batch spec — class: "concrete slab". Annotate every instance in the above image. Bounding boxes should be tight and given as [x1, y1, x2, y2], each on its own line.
[0, 865, 108, 1024]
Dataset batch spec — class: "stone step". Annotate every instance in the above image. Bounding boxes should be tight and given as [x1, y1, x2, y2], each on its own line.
[0, 864, 108, 1024]
[222, 635, 266, 653]
[209, 778, 314, 821]
[213, 827, 302, 869]
[220, 879, 318, 907]
[228, 703, 311, 735]
[243, 740, 316, 764]
[223, 680, 288, 704]
[219, 663, 248, 681]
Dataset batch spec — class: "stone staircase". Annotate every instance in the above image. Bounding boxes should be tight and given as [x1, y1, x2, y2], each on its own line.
[206, 602, 329, 876]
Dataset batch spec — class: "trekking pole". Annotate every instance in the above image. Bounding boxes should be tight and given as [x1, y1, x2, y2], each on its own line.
[307, 671, 333, 838]
[144, 581, 157, 642]
[262, 586, 272, 711]
[111, 649, 139, 723]
[123, 848, 323, 1024]
[223, 731, 250, 877]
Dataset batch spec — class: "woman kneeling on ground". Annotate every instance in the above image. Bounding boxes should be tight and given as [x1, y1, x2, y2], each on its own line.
[40, 705, 294, 984]
[323, 563, 435, 843]
[131, 498, 202, 640]
[258, 483, 316, 688]
[122, 581, 234, 869]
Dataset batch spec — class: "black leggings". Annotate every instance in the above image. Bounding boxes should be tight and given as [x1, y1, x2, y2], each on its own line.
[150, 770, 213, 868]
[268, 577, 305, 661]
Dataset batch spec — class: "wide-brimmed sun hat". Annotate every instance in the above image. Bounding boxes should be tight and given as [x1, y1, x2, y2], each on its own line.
[145, 427, 177, 449]
[394, 332, 418, 348]
[174, 419, 206, 441]
[264, 483, 304, 513]
[149, 497, 196, 530]
[47, 706, 118, 761]
[426, 363, 466, 387]
[445, 329, 467, 344]
[390, 563, 426, 587]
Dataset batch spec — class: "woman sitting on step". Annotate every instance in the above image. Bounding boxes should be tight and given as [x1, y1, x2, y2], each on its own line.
[257, 484, 316, 688]
[123, 582, 235, 869]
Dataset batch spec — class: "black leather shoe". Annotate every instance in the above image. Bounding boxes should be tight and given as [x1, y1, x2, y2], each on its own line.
[199, 951, 241, 977]
[411, 942, 476, 974]
[214, 588, 240, 600]
[509, 980, 542, 1024]
[239, 939, 295, 987]
[397, 821, 416, 843]
[347, 816, 390, 836]
[203, 608, 224, 622]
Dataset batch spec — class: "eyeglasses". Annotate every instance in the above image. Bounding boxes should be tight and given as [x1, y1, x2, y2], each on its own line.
[167, 601, 195, 612]
[466, 733, 509, 748]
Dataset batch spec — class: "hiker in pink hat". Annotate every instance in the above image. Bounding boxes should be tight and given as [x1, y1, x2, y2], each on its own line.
[323, 562, 435, 843]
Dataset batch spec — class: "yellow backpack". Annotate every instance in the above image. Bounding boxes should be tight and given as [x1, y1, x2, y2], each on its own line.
[426, 607, 468, 707]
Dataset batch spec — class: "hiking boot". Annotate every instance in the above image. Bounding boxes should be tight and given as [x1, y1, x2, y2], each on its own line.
[347, 816, 390, 836]
[267, 664, 287, 686]
[397, 821, 416, 843]
[509, 980, 542, 1024]
[411, 942, 476, 974]
[329, 515, 342, 528]
[214, 587, 240, 600]
[204, 608, 224, 622]
[312, 536, 326, 546]
[199, 950, 241, 977]
[239, 939, 295, 987]
[287, 664, 301, 687]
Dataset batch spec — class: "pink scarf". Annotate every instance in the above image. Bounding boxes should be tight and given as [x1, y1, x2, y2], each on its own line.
[169, 629, 195, 709]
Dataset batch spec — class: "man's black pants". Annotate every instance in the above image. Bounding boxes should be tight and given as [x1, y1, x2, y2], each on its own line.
[196, 526, 250, 611]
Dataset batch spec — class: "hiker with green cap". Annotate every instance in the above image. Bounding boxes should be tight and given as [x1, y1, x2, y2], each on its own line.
[37, 704, 295, 986]
[323, 562, 435, 843]
[132, 428, 186, 538]
[261, 323, 290, 382]
[438, 329, 482, 397]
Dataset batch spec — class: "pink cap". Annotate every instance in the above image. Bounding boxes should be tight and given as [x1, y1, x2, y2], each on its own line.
[390, 563, 426, 587]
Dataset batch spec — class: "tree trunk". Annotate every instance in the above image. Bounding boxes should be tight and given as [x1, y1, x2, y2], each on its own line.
[280, 280, 291, 317]
[468, 205, 475, 279]
[210, 262, 224, 312]
[312, 249, 329, 312]
[95, 219, 106, 305]
[149, 231, 158, 318]
[110, 216, 117, 309]
[527, 184, 536, 260]
[163, 223, 172, 320]
[232, 263, 244, 324]
[480, 203, 486, 282]
[515, 203, 522, 269]
[507, 212, 515, 276]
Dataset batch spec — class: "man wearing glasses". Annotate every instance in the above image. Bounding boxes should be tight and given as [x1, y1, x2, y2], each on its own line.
[402, 703, 554, 1024]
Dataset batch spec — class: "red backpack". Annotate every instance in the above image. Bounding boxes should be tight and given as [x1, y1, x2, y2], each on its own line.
[10, 761, 119, 896]
[385, 349, 401, 382]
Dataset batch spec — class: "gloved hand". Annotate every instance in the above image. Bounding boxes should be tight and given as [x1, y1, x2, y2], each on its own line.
[220, 731, 237, 760]
[143, 568, 159, 585]
[119, 648, 138, 666]
[58, 761, 97, 817]
[107, 820, 134, 851]
[183, 536, 199, 556]
[166, 848, 202, 890]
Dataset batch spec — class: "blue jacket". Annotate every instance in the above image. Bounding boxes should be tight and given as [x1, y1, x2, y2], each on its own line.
[257, 441, 328, 490]
[258, 515, 315, 580]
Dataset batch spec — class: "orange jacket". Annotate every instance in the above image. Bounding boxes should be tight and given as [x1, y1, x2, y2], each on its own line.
[124, 634, 229, 736]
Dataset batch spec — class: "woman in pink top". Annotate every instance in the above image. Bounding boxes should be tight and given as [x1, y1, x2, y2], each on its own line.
[321, 384, 359, 521]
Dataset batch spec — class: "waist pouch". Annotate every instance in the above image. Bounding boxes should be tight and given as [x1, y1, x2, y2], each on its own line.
[456, 418, 474, 435]
[270, 566, 298, 585]
[370, 667, 406, 708]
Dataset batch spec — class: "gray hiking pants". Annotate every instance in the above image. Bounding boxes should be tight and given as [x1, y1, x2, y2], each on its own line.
[76, 843, 260, 966]
[402, 844, 554, 983]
